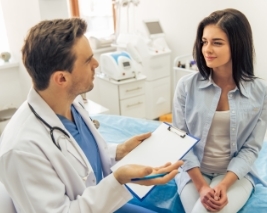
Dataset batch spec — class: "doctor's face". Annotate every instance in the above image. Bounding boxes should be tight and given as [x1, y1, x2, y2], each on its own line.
[202, 24, 232, 72]
[69, 35, 99, 96]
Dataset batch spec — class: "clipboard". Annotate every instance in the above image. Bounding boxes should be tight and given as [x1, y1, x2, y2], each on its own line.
[111, 122, 200, 200]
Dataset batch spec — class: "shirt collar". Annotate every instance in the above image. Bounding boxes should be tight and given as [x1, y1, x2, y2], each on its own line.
[197, 72, 249, 98]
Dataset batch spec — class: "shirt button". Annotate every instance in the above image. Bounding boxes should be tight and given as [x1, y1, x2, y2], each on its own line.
[229, 94, 232, 98]
[232, 128, 235, 131]
[232, 143, 235, 146]
[232, 110, 235, 114]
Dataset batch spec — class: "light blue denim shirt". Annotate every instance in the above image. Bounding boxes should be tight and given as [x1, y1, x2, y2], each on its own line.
[173, 72, 267, 194]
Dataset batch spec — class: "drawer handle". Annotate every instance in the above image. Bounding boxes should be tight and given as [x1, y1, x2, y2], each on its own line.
[126, 87, 142, 92]
[127, 102, 143, 108]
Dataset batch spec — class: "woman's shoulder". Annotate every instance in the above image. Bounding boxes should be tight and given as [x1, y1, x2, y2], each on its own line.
[248, 78, 267, 92]
[178, 71, 201, 85]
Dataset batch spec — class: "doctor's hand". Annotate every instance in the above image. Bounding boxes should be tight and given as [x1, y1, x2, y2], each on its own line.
[115, 132, 151, 161]
[113, 161, 183, 185]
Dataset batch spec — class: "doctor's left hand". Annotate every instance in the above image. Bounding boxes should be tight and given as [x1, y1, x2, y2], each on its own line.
[113, 161, 183, 185]
[115, 132, 151, 161]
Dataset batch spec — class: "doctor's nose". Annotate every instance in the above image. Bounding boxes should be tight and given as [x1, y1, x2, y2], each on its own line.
[92, 57, 99, 69]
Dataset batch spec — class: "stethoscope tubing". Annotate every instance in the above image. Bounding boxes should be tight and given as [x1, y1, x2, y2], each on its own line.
[28, 103, 70, 150]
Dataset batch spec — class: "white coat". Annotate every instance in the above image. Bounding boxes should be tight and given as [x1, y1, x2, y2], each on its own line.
[0, 88, 132, 213]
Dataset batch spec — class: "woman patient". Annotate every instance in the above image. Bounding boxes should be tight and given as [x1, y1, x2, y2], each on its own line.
[173, 8, 267, 213]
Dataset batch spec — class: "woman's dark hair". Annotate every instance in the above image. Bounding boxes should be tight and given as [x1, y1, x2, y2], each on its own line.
[193, 8, 255, 90]
[22, 18, 87, 91]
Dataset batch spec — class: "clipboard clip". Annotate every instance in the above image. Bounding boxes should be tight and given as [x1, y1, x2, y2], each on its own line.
[167, 126, 186, 138]
[164, 122, 186, 138]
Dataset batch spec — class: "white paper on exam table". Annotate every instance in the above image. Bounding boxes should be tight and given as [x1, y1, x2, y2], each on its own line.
[110, 122, 199, 199]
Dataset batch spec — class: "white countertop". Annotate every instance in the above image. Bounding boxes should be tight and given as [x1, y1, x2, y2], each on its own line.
[83, 99, 109, 115]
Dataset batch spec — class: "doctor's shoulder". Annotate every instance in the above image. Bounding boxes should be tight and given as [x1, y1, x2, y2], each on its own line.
[0, 102, 48, 153]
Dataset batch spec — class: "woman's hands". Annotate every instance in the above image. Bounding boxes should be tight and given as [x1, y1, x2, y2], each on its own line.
[115, 132, 151, 161]
[113, 161, 183, 185]
[199, 184, 228, 212]
[200, 172, 237, 211]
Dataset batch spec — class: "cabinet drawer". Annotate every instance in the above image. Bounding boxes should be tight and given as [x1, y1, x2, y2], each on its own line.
[143, 54, 171, 81]
[120, 95, 146, 118]
[119, 81, 145, 100]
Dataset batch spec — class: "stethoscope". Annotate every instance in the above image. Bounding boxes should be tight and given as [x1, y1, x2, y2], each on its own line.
[28, 103, 91, 181]
[28, 103, 70, 150]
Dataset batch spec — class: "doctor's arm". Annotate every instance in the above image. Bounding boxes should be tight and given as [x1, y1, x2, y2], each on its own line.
[115, 132, 151, 161]
[0, 148, 131, 213]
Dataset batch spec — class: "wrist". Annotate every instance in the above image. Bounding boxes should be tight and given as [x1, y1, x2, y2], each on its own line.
[115, 143, 126, 161]
[197, 183, 209, 193]
[113, 170, 123, 184]
[217, 182, 229, 190]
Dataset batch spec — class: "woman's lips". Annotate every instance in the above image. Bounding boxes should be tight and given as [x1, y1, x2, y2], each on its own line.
[205, 56, 216, 61]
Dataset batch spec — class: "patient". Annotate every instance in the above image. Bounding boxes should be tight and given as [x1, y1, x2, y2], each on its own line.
[173, 8, 267, 213]
[0, 18, 183, 213]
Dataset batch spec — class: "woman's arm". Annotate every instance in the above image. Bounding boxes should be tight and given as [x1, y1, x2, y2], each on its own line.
[228, 88, 267, 179]
[172, 76, 200, 170]
[188, 167, 223, 211]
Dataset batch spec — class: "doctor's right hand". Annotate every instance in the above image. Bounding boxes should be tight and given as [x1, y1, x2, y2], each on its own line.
[113, 161, 183, 185]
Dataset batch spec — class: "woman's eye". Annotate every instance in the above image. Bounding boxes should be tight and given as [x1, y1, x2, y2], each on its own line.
[214, 42, 222, 45]
[201, 41, 207, 45]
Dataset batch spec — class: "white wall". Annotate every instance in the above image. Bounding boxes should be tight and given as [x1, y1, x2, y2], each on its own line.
[133, 0, 267, 81]
[0, 0, 70, 110]
[0, 0, 41, 110]
[39, 0, 69, 20]
[1, 0, 267, 111]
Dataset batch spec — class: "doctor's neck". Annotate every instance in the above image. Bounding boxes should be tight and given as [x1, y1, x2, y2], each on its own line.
[35, 86, 75, 122]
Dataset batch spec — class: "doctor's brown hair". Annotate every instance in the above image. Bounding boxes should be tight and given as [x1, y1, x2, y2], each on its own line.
[22, 18, 87, 91]
[193, 8, 256, 92]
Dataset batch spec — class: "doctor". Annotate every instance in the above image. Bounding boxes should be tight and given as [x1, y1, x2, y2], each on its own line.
[0, 18, 182, 213]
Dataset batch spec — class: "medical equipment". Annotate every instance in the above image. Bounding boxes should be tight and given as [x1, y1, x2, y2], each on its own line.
[113, 0, 140, 39]
[88, 35, 114, 50]
[122, 20, 172, 119]
[100, 51, 136, 81]
[28, 103, 91, 180]
[28, 103, 101, 150]
[143, 20, 165, 39]
[28, 103, 70, 150]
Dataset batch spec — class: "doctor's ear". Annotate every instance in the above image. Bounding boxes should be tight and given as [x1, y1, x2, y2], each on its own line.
[51, 71, 69, 86]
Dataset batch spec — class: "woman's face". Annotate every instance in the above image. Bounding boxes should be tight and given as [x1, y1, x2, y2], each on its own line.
[201, 24, 232, 71]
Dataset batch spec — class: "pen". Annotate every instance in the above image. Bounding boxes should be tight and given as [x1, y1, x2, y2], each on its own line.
[131, 173, 169, 181]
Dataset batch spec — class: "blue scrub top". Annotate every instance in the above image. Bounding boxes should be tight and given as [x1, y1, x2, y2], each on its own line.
[57, 105, 103, 183]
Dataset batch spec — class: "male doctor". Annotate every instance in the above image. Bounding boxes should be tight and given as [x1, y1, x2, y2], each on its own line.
[0, 18, 182, 213]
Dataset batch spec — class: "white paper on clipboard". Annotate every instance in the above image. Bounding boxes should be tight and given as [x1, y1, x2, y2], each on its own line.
[111, 122, 199, 199]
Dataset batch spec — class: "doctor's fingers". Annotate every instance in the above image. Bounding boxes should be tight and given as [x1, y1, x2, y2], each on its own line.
[137, 169, 179, 186]
[124, 132, 152, 148]
[113, 164, 154, 184]
[153, 161, 183, 173]
[133, 132, 152, 142]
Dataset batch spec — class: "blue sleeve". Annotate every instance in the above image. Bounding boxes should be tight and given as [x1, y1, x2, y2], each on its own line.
[172, 77, 200, 171]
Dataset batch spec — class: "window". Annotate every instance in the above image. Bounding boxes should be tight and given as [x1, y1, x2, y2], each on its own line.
[74, 0, 115, 38]
[0, 2, 9, 53]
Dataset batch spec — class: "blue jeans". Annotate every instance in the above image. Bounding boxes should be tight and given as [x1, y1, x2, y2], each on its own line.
[114, 203, 157, 213]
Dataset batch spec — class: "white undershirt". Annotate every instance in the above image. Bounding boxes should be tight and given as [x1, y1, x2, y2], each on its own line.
[200, 111, 231, 174]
